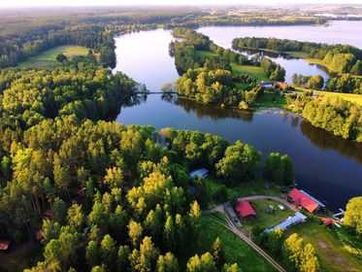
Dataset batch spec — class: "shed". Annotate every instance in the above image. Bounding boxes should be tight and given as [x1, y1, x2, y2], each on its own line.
[266, 212, 307, 233]
[235, 199, 256, 218]
[190, 168, 209, 179]
[260, 81, 274, 89]
[288, 188, 319, 213]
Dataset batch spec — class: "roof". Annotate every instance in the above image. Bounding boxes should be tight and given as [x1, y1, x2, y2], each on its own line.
[321, 217, 334, 226]
[266, 212, 306, 232]
[0, 240, 10, 251]
[288, 188, 319, 213]
[235, 199, 256, 218]
[190, 168, 209, 179]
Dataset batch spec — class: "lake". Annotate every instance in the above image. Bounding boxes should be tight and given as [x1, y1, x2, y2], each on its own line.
[114, 22, 362, 211]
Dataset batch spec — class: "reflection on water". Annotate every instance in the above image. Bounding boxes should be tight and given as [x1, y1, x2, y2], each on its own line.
[162, 94, 254, 122]
[300, 120, 362, 165]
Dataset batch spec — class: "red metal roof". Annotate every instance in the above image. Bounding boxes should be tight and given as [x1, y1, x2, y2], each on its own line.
[0, 240, 10, 251]
[235, 199, 256, 218]
[321, 217, 334, 226]
[288, 188, 319, 213]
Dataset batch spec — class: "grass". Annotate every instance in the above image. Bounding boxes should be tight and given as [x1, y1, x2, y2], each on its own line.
[231, 63, 268, 81]
[199, 213, 276, 272]
[18, 45, 89, 68]
[242, 199, 294, 232]
[196, 50, 218, 59]
[196, 49, 269, 82]
[305, 58, 338, 74]
[294, 86, 362, 106]
[315, 91, 362, 107]
[253, 92, 286, 108]
[287, 221, 362, 272]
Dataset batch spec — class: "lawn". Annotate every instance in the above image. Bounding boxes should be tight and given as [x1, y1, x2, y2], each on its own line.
[18, 45, 89, 68]
[253, 92, 286, 108]
[195, 50, 218, 59]
[231, 63, 268, 81]
[316, 91, 362, 107]
[287, 221, 362, 272]
[242, 199, 294, 232]
[199, 213, 276, 272]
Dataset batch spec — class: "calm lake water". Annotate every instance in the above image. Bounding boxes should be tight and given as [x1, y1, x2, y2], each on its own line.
[114, 22, 362, 211]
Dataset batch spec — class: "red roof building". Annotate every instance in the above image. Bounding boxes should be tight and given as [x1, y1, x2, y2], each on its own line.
[288, 188, 319, 213]
[0, 240, 10, 251]
[235, 199, 256, 218]
[321, 217, 334, 227]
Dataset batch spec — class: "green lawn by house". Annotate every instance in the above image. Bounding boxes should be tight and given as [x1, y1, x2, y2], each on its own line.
[231, 63, 268, 81]
[199, 213, 276, 272]
[287, 221, 362, 272]
[18, 45, 89, 68]
[242, 199, 294, 232]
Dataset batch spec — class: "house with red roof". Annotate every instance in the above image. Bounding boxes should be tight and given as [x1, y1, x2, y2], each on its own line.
[0, 240, 10, 251]
[288, 188, 319, 213]
[235, 199, 256, 218]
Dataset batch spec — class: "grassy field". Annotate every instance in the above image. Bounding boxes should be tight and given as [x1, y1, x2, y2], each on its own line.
[253, 92, 286, 108]
[287, 221, 362, 272]
[199, 213, 276, 272]
[18, 45, 89, 68]
[196, 50, 218, 59]
[231, 63, 268, 81]
[294, 87, 362, 106]
[316, 91, 362, 106]
[242, 199, 294, 232]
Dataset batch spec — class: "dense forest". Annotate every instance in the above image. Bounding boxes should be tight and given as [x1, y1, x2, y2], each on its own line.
[286, 92, 362, 142]
[175, 67, 263, 108]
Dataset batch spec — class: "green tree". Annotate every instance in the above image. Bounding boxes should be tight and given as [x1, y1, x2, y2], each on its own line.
[156, 252, 179, 272]
[216, 141, 260, 183]
[344, 197, 362, 235]
[186, 252, 217, 272]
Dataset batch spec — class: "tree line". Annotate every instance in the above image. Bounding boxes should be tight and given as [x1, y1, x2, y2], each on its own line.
[232, 37, 362, 75]
[286, 92, 362, 142]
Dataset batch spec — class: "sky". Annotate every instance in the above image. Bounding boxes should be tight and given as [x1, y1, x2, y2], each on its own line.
[0, 0, 361, 8]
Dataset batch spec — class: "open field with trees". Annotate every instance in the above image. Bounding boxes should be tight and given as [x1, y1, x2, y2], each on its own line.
[18, 46, 89, 68]
[287, 221, 362, 272]
[199, 213, 276, 272]
[241, 199, 294, 231]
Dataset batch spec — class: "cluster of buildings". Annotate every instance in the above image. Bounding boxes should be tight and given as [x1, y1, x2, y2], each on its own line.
[232, 188, 332, 233]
